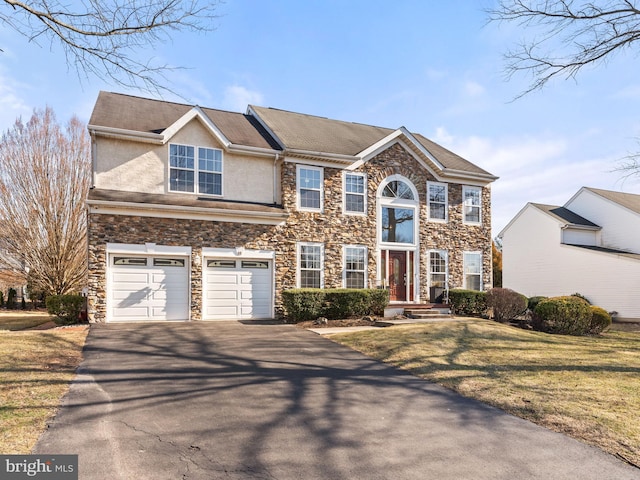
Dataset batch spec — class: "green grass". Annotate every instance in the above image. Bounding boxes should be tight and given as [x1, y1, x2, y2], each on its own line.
[331, 319, 640, 466]
[0, 312, 88, 453]
[0, 311, 54, 331]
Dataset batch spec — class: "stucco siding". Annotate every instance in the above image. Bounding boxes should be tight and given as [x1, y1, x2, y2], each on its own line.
[94, 118, 277, 204]
[567, 189, 640, 252]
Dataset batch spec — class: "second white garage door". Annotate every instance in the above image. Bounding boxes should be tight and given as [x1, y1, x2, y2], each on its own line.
[203, 258, 273, 320]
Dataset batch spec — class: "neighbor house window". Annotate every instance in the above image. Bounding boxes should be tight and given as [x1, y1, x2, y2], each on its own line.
[344, 172, 366, 214]
[463, 252, 482, 291]
[344, 246, 367, 289]
[463, 186, 481, 224]
[169, 144, 222, 195]
[298, 243, 323, 288]
[297, 165, 323, 211]
[427, 182, 448, 221]
[429, 250, 448, 287]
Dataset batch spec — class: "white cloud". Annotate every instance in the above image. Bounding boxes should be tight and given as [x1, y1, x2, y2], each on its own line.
[222, 85, 264, 112]
[432, 128, 635, 236]
[463, 80, 485, 97]
[0, 70, 31, 132]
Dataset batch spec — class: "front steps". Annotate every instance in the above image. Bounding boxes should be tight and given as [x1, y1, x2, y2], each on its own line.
[384, 303, 452, 319]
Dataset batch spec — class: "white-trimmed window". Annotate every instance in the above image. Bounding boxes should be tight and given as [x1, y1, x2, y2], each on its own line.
[378, 175, 419, 246]
[169, 144, 222, 195]
[463, 186, 481, 224]
[344, 246, 367, 289]
[344, 172, 366, 214]
[297, 165, 323, 211]
[427, 182, 448, 221]
[298, 243, 324, 288]
[429, 250, 448, 287]
[463, 251, 482, 291]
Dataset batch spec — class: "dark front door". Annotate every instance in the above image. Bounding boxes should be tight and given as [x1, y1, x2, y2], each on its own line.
[388, 251, 407, 302]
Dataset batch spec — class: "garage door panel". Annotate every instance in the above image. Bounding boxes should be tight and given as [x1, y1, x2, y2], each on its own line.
[204, 258, 273, 320]
[109, 255, 189, 322]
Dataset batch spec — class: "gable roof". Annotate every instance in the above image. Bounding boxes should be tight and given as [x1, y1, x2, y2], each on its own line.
[530, 203, 600, 228]
[89, 91, 495, 181]
[248, 105, 494, 178]
[582, 187, 640, 215]
[89, 91, 281, 151]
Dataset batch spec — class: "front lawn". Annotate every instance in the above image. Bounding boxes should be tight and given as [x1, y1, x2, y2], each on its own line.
[0, 311, 54, 331]
[331, 319, 640, 466]
[0, 314, 88, 453]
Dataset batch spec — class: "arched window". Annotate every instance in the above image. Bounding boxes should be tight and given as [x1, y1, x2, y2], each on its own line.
[377, 175, 418, 245]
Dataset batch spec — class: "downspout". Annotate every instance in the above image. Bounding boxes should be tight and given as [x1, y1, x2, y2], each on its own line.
[90, 130, 97, 188]
[273, 153, 280, 205]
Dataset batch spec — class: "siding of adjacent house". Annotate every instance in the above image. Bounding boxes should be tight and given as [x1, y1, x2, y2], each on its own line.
[502, 203, 640, 321]
[566, 189, 640, 253]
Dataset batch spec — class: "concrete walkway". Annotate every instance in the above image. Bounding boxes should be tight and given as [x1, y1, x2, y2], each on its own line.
[35, 322, 639, 480]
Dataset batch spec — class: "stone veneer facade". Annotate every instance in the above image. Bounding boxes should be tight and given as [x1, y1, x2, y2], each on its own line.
[88, 143, 492, 322]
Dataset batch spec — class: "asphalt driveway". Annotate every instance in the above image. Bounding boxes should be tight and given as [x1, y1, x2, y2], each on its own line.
[35, 322, 639, 479]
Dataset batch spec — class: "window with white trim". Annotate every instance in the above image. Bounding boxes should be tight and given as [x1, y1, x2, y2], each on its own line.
[463, 186, 481, 224]
[298, 243, 323, 288]
[427, 182, 448, 221]
[378, 176, 418, 245]
[344, 246, 367, 289]
[344, 172, 366, 214]
[463, 252, 482, 291]
[297, 165, 323, 211]
[169, 144, 222, 195]
[429, 250, 447, 288]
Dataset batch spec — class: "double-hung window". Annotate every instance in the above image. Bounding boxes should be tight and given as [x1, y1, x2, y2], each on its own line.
[429, 250, 448, 287]
[297, 165, 323, 211]
[169, 144, 222, 195]
[344, 246, 367, 288]
[463, 186, 481, 224]
[298, 243, 323, 288]
[344, 173, 366, 214]
[463, 252, 482, 291]
[427, 182, 447, 221]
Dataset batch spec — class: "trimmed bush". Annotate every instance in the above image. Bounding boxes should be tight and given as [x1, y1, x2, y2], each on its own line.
[527, 296, 547, 312]
[281, 288, 389, 322]
[0, 291, 4, 307]
[571, 292, 591, 304]
[7, 288, 17, 309]
[532, 296, 592, 335]
[589, 306, 612, 334]
[448, 289, 487, 317]
[46, 295, 85, 326]
[486, 288, 527, 323]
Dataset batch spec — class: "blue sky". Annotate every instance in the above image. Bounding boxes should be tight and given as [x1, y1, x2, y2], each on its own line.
[1, 0, 639, 235]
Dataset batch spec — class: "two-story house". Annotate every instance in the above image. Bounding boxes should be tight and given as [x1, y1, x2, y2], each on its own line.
[498, 187, 640, 321]
[86, 91, 497, 322]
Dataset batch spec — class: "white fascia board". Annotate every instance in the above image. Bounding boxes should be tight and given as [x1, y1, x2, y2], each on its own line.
[107, 243, 191, 256]
[88, 125, 164, 144]
[561, 224, 601, 231]
[283, 154, 355, 169]
[202, 247, 275, 259]
[246, 106, 286, 150]
[162, 106, 231, 147]
[87, 200, 288, 226]
[227, 144, 281, 158]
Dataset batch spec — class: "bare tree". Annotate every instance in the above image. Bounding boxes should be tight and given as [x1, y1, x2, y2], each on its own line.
[0, 107, 90, 295]
[0, 0, 219, 92]
[488, 1, 640, 97]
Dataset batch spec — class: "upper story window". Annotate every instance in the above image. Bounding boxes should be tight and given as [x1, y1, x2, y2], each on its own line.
[344, 172, 366, 214]
[297, 165, 323, 212]
[463, 186, 482, 224]
[378, 175, 419, 246]
[169, 144, 222, 196]
[427, 182, 448, 221]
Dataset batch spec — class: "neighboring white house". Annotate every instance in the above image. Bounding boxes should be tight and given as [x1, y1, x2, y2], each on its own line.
[498, 187, 640, 322]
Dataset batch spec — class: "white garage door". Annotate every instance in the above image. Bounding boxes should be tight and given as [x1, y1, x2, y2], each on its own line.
[204, 259, 272, 320]
[109, 255, 190, 322]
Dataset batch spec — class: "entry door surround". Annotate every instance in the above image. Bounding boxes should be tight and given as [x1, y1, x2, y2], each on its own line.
[382, 249, 415, 303]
